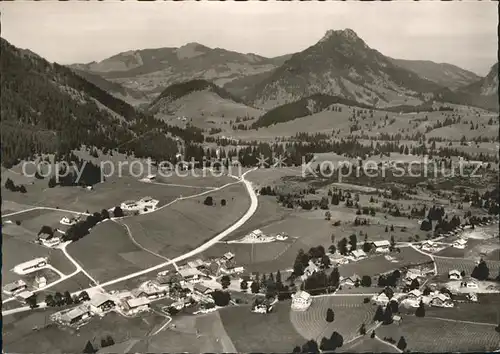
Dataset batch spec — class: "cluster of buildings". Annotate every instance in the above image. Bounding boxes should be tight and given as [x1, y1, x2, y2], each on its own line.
[120, 196, 159, 213]
[51, 293, 116, 328]
[238, 229, 289, 243]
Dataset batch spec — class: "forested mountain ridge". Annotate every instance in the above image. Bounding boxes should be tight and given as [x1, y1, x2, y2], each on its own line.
[0, 38, 204, 167]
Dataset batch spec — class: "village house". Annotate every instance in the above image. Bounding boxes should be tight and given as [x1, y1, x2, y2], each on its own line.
[38, 233, 61, 247]
[329, 253, 349, 265]
[57, 305, 92, 326]
[371, 240, 391, 253]
[421, 240, 436, 252]
[223, 252, 235, 261]
[448, 269, 462, 280]
[350, 249, 367, 260]
[291, 290, 312, 311]
[221, 265, 245, 275]
[407, 289, 423, 299]
[248, 229, 264, 240]
[193, 283, 212, 296]
[34, 276, 47, 289]
[276, 232, 289, 241]
[13, 257, 47, 275]
[301, 260, 319, 281]
[340, 274, 361, 287]
[429, 293, 454, 308]
[123, 297, 151, 314]
[187, 259, 206, 269]
[3, 280, 28, 295]
[89, 293, 115, 315]
[132, 280, 168, 300]
[16, 290, 35, 304]
[178, 267, 203, 284]
[60, 215, 81, 226]
[453, 238, 467, 249]
[371, 292, 390, 306]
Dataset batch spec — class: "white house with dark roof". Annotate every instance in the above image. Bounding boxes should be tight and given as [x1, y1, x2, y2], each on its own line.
[89, 293, 115, 315]
[350, 249, 367, 260]
[371, 240, 391, 253]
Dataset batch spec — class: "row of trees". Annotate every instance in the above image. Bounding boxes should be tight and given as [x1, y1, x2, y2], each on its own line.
[4, 178, 27, 193]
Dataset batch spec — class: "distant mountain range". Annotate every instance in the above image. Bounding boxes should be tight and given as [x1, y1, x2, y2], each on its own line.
[70, 29, 497, 112]
[69, 43, 291, 105]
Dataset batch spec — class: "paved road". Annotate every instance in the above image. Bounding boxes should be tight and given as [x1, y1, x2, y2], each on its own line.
[2, 168, 258, 316]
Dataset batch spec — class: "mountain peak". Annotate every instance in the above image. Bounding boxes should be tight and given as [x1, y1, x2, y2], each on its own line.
[319, 28, 360, 43]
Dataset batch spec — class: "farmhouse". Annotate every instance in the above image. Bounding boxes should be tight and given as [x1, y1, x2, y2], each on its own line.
[340, 274, 361, 286]
[193, 283, 212, 296]
[178, 267, 202, 283]
[248, 229, 264, 240]
[329, 253, 349, 265]
[350, 249, 367, 260]
[449, 269, 462, 280]
[16, 290, 35, 303]
[13, 257, 47, 275]
[89, 293, 115, 315]
[39, 233, 61, 247]
[301, 260, 319, 280]
[124, 297, 151, 314]
[221, 266, 244, 275]
[3, 280, 28, 295]
[121, 200, 139, 210]
[371, 240, 391, 253]
[276, 232, 289, 241]
[429, 293, 454, 308]
[187, 259, 206, 269]
[406, 289, 423, 300]
[371, 292, 390, 306]
[223, 252, 235, 261]
[132, 281, 168, 299]
[291, 291, 312, 311]
[58, 305, 92, 326]
[421, 240, 436, 251]
[60, 215, 81, 226]
[34, 276, 47, 289]
[453, 238, 467, 249]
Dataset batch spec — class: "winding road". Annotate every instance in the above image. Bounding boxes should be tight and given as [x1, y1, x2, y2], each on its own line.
[2, 168, 258, 316]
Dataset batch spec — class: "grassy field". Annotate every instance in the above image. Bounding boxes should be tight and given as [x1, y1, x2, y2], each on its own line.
[2, 209, 80, 242]
[66, 220, 163, 283]
[338, 337, 401, 353]
[1, 175, 206, 213]
[434, 256, 500, 277]
[219, 301, 304, 352]
[2, 233, 52, 286]
[375, 315, 500, 352]
[121, 183, 250, 259]
[202, 241, 293, 266]
[290, 295, 376, 344]
[3, 310, 165, 353]
[38, 272, 96, 297]
[424, 294, 500, 324]
[434, 238, 499, 259]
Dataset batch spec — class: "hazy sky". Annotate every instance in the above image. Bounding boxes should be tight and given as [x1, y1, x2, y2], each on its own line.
[1, 1, 497, 75]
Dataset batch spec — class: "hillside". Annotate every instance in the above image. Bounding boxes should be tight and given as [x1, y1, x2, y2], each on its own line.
[436, 63, 499, 112]
[246, 29, 446, 109]
[0, 38, 202, 167]
[70, 43, 290, 104]
[390, 58, 481, 90]
[71, 69, 149, 106]
[251, 93, 372, 128]
[148, 79, 263, 129]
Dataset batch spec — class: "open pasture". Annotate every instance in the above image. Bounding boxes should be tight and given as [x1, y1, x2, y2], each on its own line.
[424, 294, 500, 324]
[2, 233, 52, 286]
[434, 238, 499, 259]
[202, 240, 294, 266]
[225, 195, 291, 241]
[2, 175, 205, 213]
[121, 183, 250, 259]
[38, 272, 95, 296]
[434, 256, 500, 277]
[245, 167, 303, 187]
[375, 315, 500, 353]
[66, 220, 163, 283]
[290, 295, 376, 344]
[154, 171, 236, 188]
[3, 310, 165, 354]
[219, 301, 304, 353]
